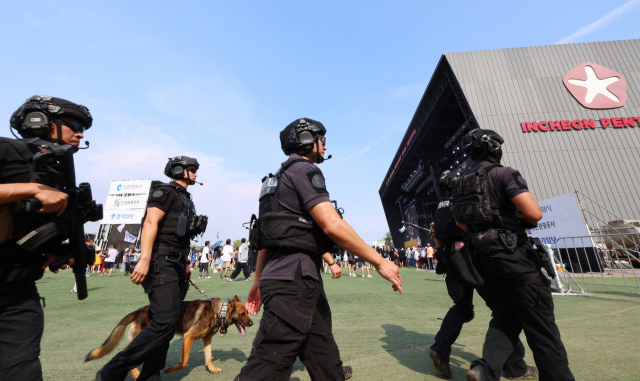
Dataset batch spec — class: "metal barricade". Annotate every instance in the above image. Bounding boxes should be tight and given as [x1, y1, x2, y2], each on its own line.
[555, 234, 640, 288]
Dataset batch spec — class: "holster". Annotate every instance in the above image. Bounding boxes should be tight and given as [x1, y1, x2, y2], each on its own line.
[141, 258, 179, 293]
[528, 237, 557, 279]
[448, 244, 484, 287]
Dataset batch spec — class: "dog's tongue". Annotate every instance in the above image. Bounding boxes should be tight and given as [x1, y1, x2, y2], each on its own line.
[240, 324, 246, 336]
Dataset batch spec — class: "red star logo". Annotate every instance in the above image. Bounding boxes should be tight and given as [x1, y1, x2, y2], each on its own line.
[563, 62, 626, 109]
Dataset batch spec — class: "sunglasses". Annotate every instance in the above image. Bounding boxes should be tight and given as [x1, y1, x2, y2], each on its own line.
[318, 136, 326, 145]
[187, 167, 198, 174]
[62, 120, 87, 134]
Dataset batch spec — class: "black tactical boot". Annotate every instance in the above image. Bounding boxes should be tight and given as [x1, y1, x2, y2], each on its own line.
[429, 348, 452, 378]
[343, 365, 353, 380]
[467, 365, 490, 381]
[505, 366, 539, 380]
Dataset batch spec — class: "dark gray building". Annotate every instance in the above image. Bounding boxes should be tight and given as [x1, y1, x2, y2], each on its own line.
[379, 39, 640, 248]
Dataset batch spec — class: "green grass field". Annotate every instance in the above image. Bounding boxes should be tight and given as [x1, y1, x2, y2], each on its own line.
[36, 267, 640, 380]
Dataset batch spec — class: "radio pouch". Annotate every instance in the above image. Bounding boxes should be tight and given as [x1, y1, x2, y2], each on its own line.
[177, 215, 187, 237]
[469, 229, 517, 255]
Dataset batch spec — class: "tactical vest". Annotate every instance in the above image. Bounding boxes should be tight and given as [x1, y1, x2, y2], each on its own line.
[146, 183, 207, 253]
[432, 199, 467, 243]
[451, 163, 522, 225]
[451, 162, 531, 254]
[253, 158, 332, 255]
[0, 137, 58, 284]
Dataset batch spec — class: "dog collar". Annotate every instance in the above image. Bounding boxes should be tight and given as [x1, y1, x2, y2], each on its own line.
[219, 302, 229, 335]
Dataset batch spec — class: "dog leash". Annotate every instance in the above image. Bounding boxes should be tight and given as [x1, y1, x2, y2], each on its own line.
[188, 278, 213, 300]
[187, 278, 229, 335]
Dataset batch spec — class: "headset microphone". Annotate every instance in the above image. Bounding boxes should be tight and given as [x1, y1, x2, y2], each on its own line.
[325, 154, 332, 160]
[77, 141, 90, 150]
[194, 181, 204, 185]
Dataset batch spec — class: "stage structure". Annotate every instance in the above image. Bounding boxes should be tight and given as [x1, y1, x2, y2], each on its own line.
[95, 179, 155, 251]
[380, 39, 640, 249]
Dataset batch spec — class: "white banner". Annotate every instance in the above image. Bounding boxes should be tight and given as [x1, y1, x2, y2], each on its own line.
[528, 192, 592, 248]
[100, 209, 147, 225]
[117, 223, 125, 232]
[107, 179, 152, 195]
[104, 194, 149, 210]
[124, 231, 138, 243]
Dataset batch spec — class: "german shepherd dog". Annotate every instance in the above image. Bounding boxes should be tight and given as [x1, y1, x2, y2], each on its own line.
[86, 295, 253, 378]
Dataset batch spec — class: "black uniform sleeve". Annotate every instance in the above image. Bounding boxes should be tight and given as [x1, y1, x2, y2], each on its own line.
[0, 141, 29, 184]
[292, 164, 331, 211]
[147, 187, 174, 213]
[501, 168, 529, 200]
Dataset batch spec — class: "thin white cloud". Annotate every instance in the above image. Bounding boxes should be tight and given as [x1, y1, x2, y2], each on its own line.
[79, 111, 261, 241]
[342, 146, 371, 161]
[389, 81, 428, 100]
[557, 0, 640, 44]
[341, 130, 404, 162]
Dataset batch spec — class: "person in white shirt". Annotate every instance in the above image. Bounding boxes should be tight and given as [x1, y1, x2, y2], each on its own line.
[199, 241, 211, 278]
[219, 239, 233, 279]
[229, 238, 251, 282]
[99, 244, 119, 277]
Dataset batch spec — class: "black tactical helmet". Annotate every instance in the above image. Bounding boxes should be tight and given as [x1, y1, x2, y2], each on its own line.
[280, 118, 326, 155]
[10, 96, 92, 141]
[164, 156, 200, 181]
[461, 129, 504, 162]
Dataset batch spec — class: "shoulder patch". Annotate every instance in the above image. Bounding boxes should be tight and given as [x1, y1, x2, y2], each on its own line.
[306, 171, 328, 194]
[148, 186, 171, 204]
[311, 174, 325, 188]
[511, 171, 528, 189]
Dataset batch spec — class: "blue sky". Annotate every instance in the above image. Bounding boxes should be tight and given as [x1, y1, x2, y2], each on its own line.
[1, 1, 638, 242]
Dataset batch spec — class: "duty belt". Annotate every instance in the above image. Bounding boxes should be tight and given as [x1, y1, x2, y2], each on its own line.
[155, 246, 189, 256]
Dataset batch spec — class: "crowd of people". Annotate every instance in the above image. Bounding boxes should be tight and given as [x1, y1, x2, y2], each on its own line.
[85, 244, 141, 279]
[187, 239, 255, 282]
[372, 244, 436, 270]
[87, 240, 442, 287]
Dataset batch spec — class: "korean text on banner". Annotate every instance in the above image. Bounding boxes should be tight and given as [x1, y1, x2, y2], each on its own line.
[527, 192, 591, 249]
[108, 180, 152, 195]
[101, 209, 147, 225]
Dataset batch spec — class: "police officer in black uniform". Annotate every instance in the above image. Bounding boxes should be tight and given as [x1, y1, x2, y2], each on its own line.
[97, 156, 202, 381]
[236, 118, 403, 381]
[451, 129, 574, 381]
[0, 95, 93, 381]
[428, 170, 535, 380]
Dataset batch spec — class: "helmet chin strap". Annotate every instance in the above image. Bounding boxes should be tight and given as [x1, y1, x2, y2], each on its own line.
[50, 119, 65, 145]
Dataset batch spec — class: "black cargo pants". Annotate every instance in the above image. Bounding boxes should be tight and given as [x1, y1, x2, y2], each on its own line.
[471, 245, 575, 381]
[0, 283, 43, 381]
[431, 261, 527, 376]
[236, 265, 343, 381]
[98, 254, 188, 381]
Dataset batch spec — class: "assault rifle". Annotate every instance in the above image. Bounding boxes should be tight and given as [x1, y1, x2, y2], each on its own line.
[17, 142, 103, 300]
[331, 200, 344, 219]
